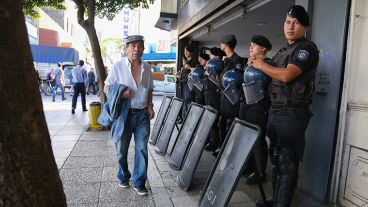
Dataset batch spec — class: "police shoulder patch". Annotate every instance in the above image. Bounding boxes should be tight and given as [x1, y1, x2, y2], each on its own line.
[297, 50, 309, 61]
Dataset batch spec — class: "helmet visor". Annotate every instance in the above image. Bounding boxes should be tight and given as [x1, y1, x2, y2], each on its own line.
[223, 85, 240, 105]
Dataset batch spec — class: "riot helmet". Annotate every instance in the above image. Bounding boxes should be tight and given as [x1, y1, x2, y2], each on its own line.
[206, 59, 223, 85]
[222, 69, 243, 105]
[188, 66, 205, 91]
[242, 65, 271, 104]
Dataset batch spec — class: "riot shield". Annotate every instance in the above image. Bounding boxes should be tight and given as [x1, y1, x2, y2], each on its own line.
[223, 85, 240, 105]
[168, 103, 205, 170]
[198, 118, 260, 207]
[177, 106, 218, 190]
[154, 97, 183, 155]
[149, 96, 172, 145]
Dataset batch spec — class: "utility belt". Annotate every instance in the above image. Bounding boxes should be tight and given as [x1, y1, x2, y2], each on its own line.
[270, 103, 308, 110]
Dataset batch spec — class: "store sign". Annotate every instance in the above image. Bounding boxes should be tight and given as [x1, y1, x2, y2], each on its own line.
[157, 40, 170, 52]
[123, 5, 129, 37]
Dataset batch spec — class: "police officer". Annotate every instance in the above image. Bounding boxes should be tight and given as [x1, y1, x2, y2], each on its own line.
[240, 35, 272, 185]
[203, 48, 225, 153]
[191, 53, 210, 105]
[217, 34, 244, 155]
[178, 44, 199, 119]
[249, 5, 319, 207]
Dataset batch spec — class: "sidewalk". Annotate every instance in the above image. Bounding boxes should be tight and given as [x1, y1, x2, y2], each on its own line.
[43, 94, 330, 207]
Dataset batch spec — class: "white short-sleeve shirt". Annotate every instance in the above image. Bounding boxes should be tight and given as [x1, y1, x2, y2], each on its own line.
[105, 57, 153, 109]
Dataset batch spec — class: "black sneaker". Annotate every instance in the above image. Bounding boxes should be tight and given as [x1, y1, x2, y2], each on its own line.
[133, 186, 148, 196]
[119, 181, 130, 188]
[83, 109, 88, 112]
[71, 109, 75, 114]
[255, 198, 273, 207]
[52, 99, 55, 102]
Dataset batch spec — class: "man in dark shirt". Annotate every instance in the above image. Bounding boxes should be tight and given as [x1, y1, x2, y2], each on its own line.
[249, 5, 319, 207]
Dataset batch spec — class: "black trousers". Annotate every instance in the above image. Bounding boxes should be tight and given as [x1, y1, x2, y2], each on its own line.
[239, 102, 269, 174]
[72, 82, 86, 110]
[219, 95, 239, 146]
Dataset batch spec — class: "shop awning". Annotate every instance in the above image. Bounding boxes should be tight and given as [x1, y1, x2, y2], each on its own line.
[142, 53, 176, 61]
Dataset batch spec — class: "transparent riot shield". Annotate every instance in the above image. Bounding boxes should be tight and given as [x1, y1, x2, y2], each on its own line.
[177, 106, 218, 191]
[149, 96, 172, 145]
[168, 103, 204, 170]
[154, 97, 183, 155]
[198, 118, 260, 207]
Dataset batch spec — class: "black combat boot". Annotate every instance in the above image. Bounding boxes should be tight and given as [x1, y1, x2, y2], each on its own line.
[272, 148, 298, 207]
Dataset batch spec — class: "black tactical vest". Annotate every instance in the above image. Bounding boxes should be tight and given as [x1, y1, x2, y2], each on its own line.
[269, 39, 318, 105]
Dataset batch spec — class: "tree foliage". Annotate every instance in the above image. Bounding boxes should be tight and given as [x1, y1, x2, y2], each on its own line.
[23, 0, 65, 18]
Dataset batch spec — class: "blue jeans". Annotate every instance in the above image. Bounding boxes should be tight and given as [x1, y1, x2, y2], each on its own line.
[52, 82, 65, 99]
[115, 108, 150, 187]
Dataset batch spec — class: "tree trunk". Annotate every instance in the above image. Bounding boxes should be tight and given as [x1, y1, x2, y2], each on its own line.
[86, 25, 107, 104]
[0, 1, 67, 207]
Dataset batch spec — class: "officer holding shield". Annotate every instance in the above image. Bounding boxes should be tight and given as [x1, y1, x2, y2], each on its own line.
[240, 35, 272, 185]
[218, 35, 244, 154]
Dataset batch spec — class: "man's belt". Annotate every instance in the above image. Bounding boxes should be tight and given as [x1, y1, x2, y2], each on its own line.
[129, 107, 147, 113]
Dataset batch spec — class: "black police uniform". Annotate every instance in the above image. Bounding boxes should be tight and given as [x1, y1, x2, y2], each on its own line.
[192, 67, 205, 105]
[239, 59, 271, 184]
[203, 69, 221, 153]
[268, 37, 318, 206]
[219, 53, 244, 146]
[179, 57, 198, 119]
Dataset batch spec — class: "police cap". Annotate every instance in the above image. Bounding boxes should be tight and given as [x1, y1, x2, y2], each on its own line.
[221, 34, 237, 49]
[251, 35, 272, 51]
[209, 47, 226, 57]
[199, 53, 210, 61]
[287, 5, 310, 27]
[124, 35, 144, 46]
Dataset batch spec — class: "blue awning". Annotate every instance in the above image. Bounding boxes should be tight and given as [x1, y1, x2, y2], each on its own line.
[141, 52, 176, 61]
[31, 44, 79, 64]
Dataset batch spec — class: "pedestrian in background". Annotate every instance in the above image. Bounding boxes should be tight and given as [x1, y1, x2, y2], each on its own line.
[71, 60, 88, 114]
[250, 5, 319, 207]
[103, 35, 155, 196]
[86, 69, 97, 95]
[52, 63, 66, 102]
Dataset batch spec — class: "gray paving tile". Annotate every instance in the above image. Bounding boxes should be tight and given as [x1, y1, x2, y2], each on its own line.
[52, 140, 78, 150]
[53, 148, 73, 158]
[171, 196, 199, 207]
[57, 129, 86, 135]
[151, 187, 173, 207]
[79, 134, 108, 141]
[63, 156, 104, 168]
[104, 155, 118, 167]
[68, 203, 98, 207]
[60, 167, 103, 184]
[229, 190, 252, 203]
[99, 182, 145, 203]
[101, 167, 117, 182]
[70, 141, 106, 156]
[52, 135, 81, 141]
[63, 182, 100, 204]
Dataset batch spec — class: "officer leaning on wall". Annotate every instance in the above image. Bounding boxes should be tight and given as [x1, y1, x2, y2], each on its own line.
[248, 5, 319, 207]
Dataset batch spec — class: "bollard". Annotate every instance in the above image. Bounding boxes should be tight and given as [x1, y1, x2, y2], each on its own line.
[89, 102, 102, 128]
